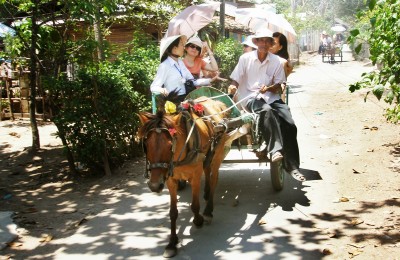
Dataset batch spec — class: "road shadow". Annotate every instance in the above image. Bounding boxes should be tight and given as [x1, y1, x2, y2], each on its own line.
[1, 159, 398, 259]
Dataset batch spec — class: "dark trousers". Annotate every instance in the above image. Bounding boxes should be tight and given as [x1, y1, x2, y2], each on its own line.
[246, 98, 300, 171]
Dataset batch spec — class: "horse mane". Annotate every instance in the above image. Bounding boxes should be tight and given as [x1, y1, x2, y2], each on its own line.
[138, 110, 177, 138]
[155, 89, 181, 112]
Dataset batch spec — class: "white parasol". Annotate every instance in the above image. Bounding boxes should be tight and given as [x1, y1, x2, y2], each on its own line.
[331, 24, 346, 32]
[235, 8, 297, 43]
[165, 2, 220, 39]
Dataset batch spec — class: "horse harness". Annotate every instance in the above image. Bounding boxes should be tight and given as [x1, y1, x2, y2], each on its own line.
[142, 112, 223, 180]
[142, 126, 176, 179]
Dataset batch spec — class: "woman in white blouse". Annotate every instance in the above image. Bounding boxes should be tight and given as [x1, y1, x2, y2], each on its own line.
[150, 35, 214, 104]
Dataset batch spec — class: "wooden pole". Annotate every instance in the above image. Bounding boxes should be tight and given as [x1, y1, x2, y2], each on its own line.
[220, 0, 225, 39]
[6, 77, 14, 120]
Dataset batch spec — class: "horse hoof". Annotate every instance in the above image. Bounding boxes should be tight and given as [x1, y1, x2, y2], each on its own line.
[163, 247, 177, 258]
[203, 214, 213, 224]
[193, 215, 204, 227]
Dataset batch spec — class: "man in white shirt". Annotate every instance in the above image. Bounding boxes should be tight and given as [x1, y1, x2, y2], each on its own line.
[228, 28, 305, 182]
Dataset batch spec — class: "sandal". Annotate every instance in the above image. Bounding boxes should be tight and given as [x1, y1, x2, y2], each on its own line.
[289, 169, 306, 182]
[271, 151, 283, 162]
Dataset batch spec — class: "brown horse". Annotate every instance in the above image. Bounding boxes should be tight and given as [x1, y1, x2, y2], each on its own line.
[138, 97, 229, 258]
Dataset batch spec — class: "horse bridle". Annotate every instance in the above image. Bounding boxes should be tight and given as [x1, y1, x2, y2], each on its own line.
[142, 127, 176, 179]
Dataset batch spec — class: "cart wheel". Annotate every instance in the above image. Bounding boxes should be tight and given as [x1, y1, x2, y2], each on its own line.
[270, 160, 285, 191]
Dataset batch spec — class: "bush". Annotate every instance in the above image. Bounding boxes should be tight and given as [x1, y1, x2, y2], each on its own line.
[113, 32, 159, 102]
[214, 38, 243, 91]
[46, 62, 147, 172]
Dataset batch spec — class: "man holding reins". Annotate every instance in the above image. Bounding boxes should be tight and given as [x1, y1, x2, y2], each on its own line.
[228, 28, 305, 182]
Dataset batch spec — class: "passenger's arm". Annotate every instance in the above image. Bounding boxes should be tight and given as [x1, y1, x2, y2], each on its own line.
[260, 83, 282, 94]
[228, 80, 239, 95]
[202, 42, 218, 72]
[150, 64, 168, 96]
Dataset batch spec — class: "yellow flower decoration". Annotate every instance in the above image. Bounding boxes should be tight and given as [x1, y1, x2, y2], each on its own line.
[164, 101, 177, 114]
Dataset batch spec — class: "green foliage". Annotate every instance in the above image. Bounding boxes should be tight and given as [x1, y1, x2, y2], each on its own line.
[214, 38, 242, 91]
[1, 34, 25, 58]
[0, 99, 10, 110]
[349, 0, 400, 123]
[44, 63, 147, 171]
[118, 0, 194, 36]
[112, 32, 159, 101]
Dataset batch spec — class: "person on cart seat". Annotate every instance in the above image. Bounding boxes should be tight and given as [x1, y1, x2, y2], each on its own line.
[150, 34, 217, 111]
[318, 31, 332, 54]
[227, 28, 306, 182]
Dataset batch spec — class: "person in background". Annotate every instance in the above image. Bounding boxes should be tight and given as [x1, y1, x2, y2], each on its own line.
[334, 32, 345, 46]
[318, 31, 332, 54]
[228, 28, 305, 182]
[241, 35, 258, 53]
[270, 32, 293, 102]
[150, 35, 215, 105]
[228, 35, 259, 98]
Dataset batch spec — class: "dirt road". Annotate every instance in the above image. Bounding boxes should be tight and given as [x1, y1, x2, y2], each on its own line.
[0, 52, 399, 259]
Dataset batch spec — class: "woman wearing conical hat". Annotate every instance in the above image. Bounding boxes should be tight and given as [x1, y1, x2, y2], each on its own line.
[150, 35, 215, 103]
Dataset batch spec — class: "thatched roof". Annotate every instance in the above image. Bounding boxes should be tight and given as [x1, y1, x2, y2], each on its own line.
[212, 15, 252, 34]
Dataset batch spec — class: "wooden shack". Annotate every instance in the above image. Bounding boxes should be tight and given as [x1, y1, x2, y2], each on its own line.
[0, 59, 46, 121]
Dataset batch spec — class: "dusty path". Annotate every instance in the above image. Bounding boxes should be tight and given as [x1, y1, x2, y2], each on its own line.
[0, 52, 399, 259]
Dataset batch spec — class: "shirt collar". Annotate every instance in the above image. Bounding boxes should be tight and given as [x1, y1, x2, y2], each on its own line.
[250, 50, 271, 64]
[167, 56, 180, 67]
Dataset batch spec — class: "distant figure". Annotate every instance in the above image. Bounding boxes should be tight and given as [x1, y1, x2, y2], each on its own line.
[241, 35, 258, 53]
[334, 32, 345, 46]
[318, 31, 332, 54]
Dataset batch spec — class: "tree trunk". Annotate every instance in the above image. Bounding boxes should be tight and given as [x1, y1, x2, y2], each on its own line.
[291, 0, 296, 16]
[29, 0, 40, 150]
[93, 9, 111, 176]
[93, 20, 104, 61]
[55, 122, 77, 175]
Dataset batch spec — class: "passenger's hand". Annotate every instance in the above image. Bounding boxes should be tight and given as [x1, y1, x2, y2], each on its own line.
[217, 76, 228, 82]
[259, 85, 269, 94]
[211, 75, 228, 82]
[160, 88, 169, 96]
[212, 71, 227, 82]
[260, 84, 280, 94]
[203, 41, 210, 51]
[228, 85, 237, 95]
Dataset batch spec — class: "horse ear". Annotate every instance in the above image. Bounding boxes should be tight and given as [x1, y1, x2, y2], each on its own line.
[138, 112, 150, 125]
[172, 113, 182, 125]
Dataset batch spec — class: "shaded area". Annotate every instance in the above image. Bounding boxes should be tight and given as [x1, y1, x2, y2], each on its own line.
[0, 153, 398, 259]
[1, 107, 399, 259]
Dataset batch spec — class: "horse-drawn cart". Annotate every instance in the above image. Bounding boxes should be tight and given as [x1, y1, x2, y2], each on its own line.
[151, 87, 286, 191]
[322, 45, 343, 63]
[142, 86, 286, 257]
[185, 87, 286, 191]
